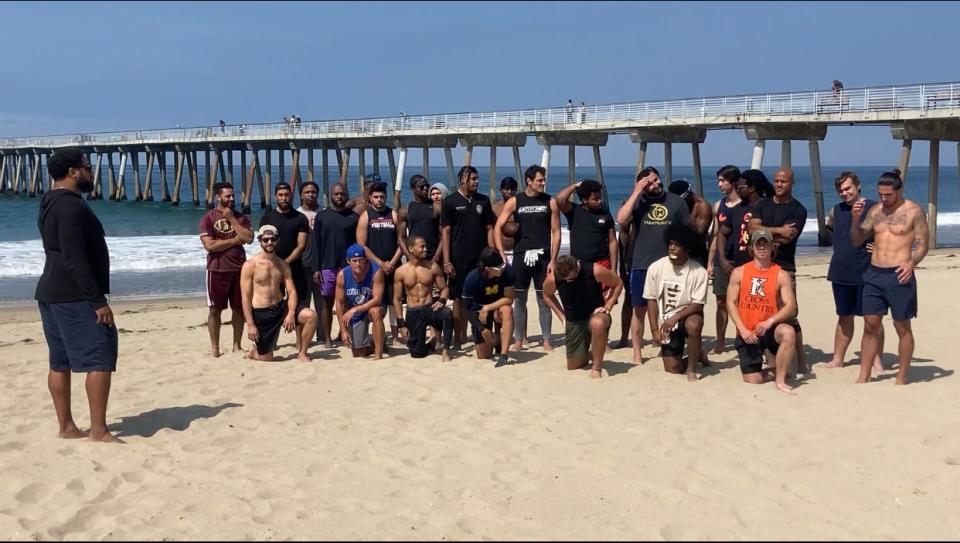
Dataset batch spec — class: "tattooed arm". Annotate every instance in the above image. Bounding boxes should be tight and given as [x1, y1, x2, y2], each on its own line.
[910, 205, 929, 267]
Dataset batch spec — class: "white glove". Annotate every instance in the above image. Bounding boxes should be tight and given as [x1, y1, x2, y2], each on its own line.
[523, 249, 544, 267]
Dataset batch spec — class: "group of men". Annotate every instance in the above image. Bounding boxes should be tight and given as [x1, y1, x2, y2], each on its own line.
[35, 146, 932, 441]
[197, 157, 929, 393]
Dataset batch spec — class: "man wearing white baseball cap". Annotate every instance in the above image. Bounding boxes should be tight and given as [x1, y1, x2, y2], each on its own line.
[240, 225, 317, 362]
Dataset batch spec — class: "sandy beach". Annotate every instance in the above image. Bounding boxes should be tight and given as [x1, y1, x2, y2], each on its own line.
[1, 250, 959, 540]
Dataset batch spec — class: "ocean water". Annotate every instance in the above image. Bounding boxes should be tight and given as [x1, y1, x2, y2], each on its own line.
[2, 164, 958, 303]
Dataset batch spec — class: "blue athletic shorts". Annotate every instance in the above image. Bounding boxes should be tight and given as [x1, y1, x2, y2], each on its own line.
[862, 265, 917, 321]
[831, 283, 864, 317]
[629, 270, 649, 307]
[39, 301, 118, 372]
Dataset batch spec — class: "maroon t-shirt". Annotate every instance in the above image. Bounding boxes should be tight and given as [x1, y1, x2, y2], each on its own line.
[199, 209, 251, 272]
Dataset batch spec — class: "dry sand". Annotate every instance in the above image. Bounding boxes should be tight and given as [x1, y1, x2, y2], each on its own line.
[1, 251, 959, 540]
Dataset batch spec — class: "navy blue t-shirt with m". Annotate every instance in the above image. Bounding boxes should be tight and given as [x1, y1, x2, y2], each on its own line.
[461, 265, 516, 312]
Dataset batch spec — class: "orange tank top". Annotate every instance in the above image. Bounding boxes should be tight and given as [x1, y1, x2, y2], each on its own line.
[737, 261, 781, 333]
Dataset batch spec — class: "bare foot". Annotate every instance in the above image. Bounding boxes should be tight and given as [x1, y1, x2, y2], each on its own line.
[211, 348, 222, 358]
[712, 343, 725, 355]
[511, 340, 523, 351]
[855, 377, 870, 384]
[297, 352, 311, 363]
[895, 376, 908, 385]
[441, 348, 451, 362]
[872, 359, 884, 378]
[324, 341, 333, 349]
[88, 431, 125, 444]
[590, 369, 602, 379]
[776, 383, 797, 395]
[632, 352, 644, 365]
[686, 372, 698, 382]
[543, 340, 554, 352]
[58, 425, 89, 439]
[822, 359, 844, 369]
[232, 344, 243, 353]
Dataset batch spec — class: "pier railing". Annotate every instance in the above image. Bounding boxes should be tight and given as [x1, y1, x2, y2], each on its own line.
[3, 81, 959, 149]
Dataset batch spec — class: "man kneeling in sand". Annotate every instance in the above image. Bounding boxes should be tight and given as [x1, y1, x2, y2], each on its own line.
[393, 236, 453, 361]
[461, 248, 516, 367]
[241, 225, 318, 362]
[727, 229, 798, 395]
[542, 255, 623, 378]
[335, 243, 386, 359]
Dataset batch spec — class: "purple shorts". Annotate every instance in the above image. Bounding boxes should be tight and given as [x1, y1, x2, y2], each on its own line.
[320, 268, 339, 296]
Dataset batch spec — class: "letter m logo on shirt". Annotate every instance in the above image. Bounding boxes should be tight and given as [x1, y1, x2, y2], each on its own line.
[749, 277, 767, 298]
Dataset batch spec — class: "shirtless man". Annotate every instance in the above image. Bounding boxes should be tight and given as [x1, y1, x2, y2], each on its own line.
[850, 169, 928, 385]
[240, 225, 317, 362]
[394, 236, 453, 361]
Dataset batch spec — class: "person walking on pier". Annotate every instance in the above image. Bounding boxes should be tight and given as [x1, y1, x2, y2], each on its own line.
[850, 169, 928, 385]
[313, 182, 359, 348]
[824, 172, 883, 375]
[616, 166, 691, 365]
[36, 148, 123, 443]
[706, 165, 741, 354]
[441, 166, 496, 350]
[199, 181, 253, 357]
[748, 167, 808, 373]
[297, 181, 323, 342]
[241, 225, 314, 363]
[565, 99, 574, 123]
[494, 165, 561, 352]
[542, 255, 623, 379]
[356, 181, 404, 347]
[727, 230, 799, 395]
[393, 236, 453, 361]
[259, 182, 316, 354]
[219, 119, 225, 133]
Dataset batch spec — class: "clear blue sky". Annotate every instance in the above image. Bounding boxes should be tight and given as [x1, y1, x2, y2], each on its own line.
[2, 1, 958, 166]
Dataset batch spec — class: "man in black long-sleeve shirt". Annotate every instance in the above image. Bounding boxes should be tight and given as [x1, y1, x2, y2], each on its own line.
[35, 148, 122, 443]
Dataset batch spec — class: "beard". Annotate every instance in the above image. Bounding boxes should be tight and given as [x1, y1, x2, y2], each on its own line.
[277, 201, 291, 211]
[77, 178, 95, 194]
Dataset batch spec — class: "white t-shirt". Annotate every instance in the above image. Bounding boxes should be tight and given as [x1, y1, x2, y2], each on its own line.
[642, 256, 708, 329]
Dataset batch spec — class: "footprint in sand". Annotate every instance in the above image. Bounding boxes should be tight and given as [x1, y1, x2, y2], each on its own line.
[65, 478, 85, 495]
[0, 441, 27, 452]
[15, 483, 50, 505]
[120, 472, 143, 484]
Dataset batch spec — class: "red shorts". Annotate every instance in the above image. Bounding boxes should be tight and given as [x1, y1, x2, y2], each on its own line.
[593, 258, 613, 298]
[207, 270, 242, 311]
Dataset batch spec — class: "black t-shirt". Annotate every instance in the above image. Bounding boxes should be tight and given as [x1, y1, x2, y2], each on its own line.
[406, 201, 440, 258]
[440, 190, 496, 266]
[753, 197, 808, 272]
[461, 265, 516, 312]
[564, 205, 614, 263]
[259, 208, 309, 262]
[315, 207, 359, 270]
[722, 201, 758, 267]
[513, 191, 553, 252]
[630, 192, 691, 271]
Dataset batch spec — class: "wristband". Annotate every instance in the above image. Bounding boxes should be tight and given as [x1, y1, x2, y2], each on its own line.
[437, 298, 447, 306]
[397, 317, 406, 329]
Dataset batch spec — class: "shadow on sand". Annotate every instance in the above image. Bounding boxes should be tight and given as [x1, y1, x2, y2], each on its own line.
[110, 403, 243, 438]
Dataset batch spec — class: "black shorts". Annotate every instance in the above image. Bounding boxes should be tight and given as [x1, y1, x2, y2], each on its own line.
[467, 309, 496, 344]
[381, 271, 395, 307]
[862, 265, 918, 321]
[660, 313, 703, 358]
[513, 250, 548, 291]
[39, 301, 118, 373]
[447, 260, 473, 300]
[735, 329, 780, 375]
[252, 301, 287, 355]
